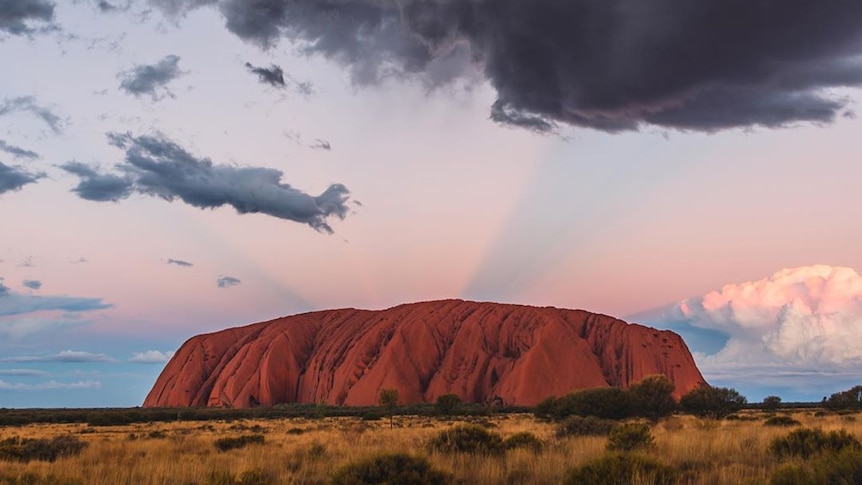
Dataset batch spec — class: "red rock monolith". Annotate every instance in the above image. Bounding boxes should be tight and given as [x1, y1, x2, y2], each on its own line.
[143, 300, 706, 408]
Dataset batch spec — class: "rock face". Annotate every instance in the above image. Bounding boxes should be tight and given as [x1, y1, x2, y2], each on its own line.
[144, 300, 707, 408]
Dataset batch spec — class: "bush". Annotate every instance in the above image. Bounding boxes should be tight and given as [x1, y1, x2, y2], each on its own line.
[426, 425, 504, 454]
[628, 375, 677, 421]
[823, 385, 862, 410]
[680, 386, 747, 419]
[606, 422, 655, 452]
[770, 448, 862, 485]
[0, 435, 88, 463]
[764, 416, 802, 427]
[331, 453, 452, 485]
[213, 434, 265, 452]
[762, 395, 783, 411]
[769, 428, 860, 459]
[503, 432, 544, 452]
[564, 453, 677, 485]
[556, 416, 616, 438]
[435, 394, 462, 416]
[537, 387, 634, 421]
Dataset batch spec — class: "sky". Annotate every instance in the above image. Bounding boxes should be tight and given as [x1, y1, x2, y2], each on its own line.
[1, 0, 862, 407]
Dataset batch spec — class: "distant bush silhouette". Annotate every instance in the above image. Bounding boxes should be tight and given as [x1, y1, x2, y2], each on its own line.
[606, 422, 655, 452]
[427, 425, 504, 454]
[823, 385, 862, 410]
[762, 395, 782, 411]
[770, 428, 860, 459]
[331, 453, 452, 485]
[564, 453, 677, 485]
[213, 434, 265, 452]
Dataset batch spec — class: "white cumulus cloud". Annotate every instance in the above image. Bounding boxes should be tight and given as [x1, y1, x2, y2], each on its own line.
[129, 350, 175, 364]
[667, 265, 862, 370]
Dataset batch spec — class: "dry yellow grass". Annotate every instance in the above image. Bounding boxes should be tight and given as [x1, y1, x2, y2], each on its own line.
[0, 410, 859, 485]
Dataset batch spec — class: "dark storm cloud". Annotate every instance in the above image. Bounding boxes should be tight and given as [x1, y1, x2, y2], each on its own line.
[0, 97, 63, 133]
[0, 161, 44, 195]
[59, 161, 133, 202]
[118, 55, 184, 100]
[62, 133, 351, 232]
[21, 280, 41, 290]
[216, 276, 240, 288]
[245, 62, 285, 88]
[0, 0, 54, 35]
[153, 0, 862, 132]
[166, 258, 193, 267]
[0, 139, 38, 160]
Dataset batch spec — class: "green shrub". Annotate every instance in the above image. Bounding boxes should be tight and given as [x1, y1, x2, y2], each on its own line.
[769, 428, 860, 459]
[426, 425, 504, 454]
[503, 432, 544, 452]
[213, 434, 265, 452]
[770, 448, 862, 485]
[435, 394, 462, 416]
[556, 416, 616, 438]
[536, 387, 634, 421]
[607, 422, 654, 452]
[680, 386, 747, 419]
[0, 435, 88, 463]
[564, 453, 677, 485]
[764, 416, 802, 427]
[331, 453, 452, 485]
[628, 375, 677, 421]
[360, 412, 382, 421]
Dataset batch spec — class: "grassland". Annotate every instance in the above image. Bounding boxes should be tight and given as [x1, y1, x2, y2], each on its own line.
[0, 409, 859, 484]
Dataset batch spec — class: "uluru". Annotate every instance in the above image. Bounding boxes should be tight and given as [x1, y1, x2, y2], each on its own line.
[144, 300, 706, 408]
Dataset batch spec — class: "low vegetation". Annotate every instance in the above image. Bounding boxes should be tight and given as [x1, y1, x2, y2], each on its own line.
[564, 453, 678, 485]
[0, 383, 861, 484]
[0, 435, 87, 462]
[213, 434, 265, 452]
[331, 453, 452, 485]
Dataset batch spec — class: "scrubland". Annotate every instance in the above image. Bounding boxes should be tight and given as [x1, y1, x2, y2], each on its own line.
[0, 409, 859, 485]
